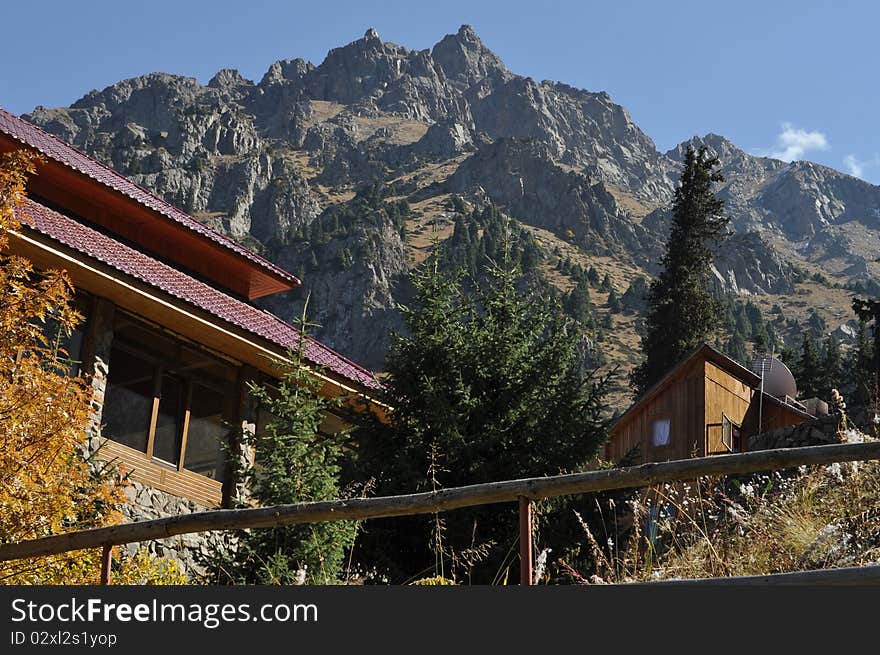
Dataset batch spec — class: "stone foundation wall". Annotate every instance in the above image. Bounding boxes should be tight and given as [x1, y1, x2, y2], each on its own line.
[747, 414, 842, 452]
[117, 481, 238, 580]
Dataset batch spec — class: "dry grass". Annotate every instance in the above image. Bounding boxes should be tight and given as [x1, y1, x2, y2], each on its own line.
[404, 194, 457, 268]
[603, 184, 659, 222]
[561, 429, 880, 583]
[302, 101, 345, 128]
[353, 115, 429, 145]
[281, 149, 322, 181]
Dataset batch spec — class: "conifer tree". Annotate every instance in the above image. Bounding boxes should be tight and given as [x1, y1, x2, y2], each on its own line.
[607, 288, 622, 314]
[206, 304, 357, 585]
[850, 318, 877, 429]
[564, 277, 593, 324]
[797, 334, 822, 399]
[631, 146, 728, 396]
[853, 297, 880, 391]
[819, 333, 843, 400]
[349, 239, 611, 583]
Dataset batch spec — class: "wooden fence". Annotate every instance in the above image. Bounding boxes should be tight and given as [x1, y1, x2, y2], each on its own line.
[2, 441, 879, 585]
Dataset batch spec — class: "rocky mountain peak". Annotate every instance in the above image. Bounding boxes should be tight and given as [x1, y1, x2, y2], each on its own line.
[21, 26, 880, 373]
[666, 133, 743, 164]
[208, 68, 250, 89]
[258, 58, 312, 87]
[431, 24, 510, 91]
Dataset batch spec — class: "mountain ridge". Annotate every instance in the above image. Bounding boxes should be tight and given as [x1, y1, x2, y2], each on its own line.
[21, 26, 880, 392]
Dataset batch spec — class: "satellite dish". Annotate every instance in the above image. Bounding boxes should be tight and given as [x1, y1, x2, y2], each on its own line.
[751, 355, 798, 399]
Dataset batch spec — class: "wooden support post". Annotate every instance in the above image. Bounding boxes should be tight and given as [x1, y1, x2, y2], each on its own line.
[519, 496, 533, 586]
[100, 545, 112, 585]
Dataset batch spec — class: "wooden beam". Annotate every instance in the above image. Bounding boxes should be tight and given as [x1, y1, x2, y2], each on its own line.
[519, 496, 533, 586]
[639, 563, 880, 586]
[8, 229, 386, 413]
[1, 441, 878, 562]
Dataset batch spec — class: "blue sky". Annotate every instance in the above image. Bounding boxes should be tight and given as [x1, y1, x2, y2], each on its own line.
[2, 0, 878, 183]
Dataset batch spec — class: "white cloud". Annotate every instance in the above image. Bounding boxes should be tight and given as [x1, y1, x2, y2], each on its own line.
[766, 122, 830, 162]
[843, 153, 880, 180]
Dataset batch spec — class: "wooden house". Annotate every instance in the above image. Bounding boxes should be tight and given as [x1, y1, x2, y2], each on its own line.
[0, 108, 381, 509]
[606, 344, 815, 464]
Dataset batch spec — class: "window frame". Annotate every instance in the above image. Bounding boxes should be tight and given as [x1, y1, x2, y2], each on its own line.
[103, 316, 237, 480]
[721, 413, 742, 453]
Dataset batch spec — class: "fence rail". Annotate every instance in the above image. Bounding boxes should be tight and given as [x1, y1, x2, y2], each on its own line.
[2, 440, 879, 584]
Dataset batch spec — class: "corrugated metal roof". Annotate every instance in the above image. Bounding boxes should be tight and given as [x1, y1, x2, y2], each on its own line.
[0, 107, 298, 286]
[16, 197, 380, 391]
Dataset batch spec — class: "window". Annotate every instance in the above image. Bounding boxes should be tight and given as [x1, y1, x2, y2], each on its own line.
[41, 292, 89, 376]
[102, 314, 237, 480]
[721, 414, 742, 453]
[152, 374, 185, 465]
[184, 383, 228, 478]
[651, 418, 670, 447]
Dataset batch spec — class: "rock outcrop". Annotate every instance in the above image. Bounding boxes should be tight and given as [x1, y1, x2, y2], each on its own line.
[22, 25, 880, 370]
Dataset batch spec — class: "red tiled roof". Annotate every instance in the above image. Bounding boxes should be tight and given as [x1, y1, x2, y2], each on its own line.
[0, 108, 299, 287]
[16, 197, 380, 391]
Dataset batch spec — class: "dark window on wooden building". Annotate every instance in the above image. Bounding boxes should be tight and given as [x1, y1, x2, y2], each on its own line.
[721, 414, 742, 453]
[102, 313, 237, 480]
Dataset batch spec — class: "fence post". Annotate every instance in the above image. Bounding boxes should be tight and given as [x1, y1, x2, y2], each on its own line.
[519, 496, 533, 586]
[100, 545, 112, 585]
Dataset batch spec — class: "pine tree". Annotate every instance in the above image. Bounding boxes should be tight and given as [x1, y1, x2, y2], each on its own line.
[819, 333, 843, 400]
[853, 297, 880, 393]
[607, 288, 621, 314]
[850, 318, 877, 429]
[798, 334, 822, 399]
[350, 248, 611, 583]
[207, 305, 356, 585]
[564, 277, 592, 323]
[725, 332, 749, 367]
[631, 146, 728, 396]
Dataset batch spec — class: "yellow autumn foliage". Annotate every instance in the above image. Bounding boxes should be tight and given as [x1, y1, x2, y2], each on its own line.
[0, 150, 184, 585]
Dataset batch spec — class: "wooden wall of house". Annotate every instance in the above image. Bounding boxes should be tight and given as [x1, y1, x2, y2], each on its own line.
[101, 439, 223, 507]
[703, 361, 753, 456]
[742, 394, 812, 439]
[608, 360, 705, 464]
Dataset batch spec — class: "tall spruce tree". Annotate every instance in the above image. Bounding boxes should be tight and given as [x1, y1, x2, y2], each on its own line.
[564, 277, 593, 324]
[797, 334, 822, 399]
[631, 146, 728, 396]
[819, 333, 843, 400]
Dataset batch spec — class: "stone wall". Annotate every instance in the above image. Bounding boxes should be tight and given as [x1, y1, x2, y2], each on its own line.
[83, 434, 237, 581]
[117, 480, 238, 580]
[747, 414, 842, 452]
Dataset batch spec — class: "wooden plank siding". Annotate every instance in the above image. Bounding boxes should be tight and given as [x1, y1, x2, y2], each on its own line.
[703, 361, 753, 455]
[743, 394, 814, 436]
[99, 440, 223, 508]
[607, 359, 706, 464]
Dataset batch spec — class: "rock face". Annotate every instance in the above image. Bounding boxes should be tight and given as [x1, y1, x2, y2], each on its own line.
[23, 25, 880, 371]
